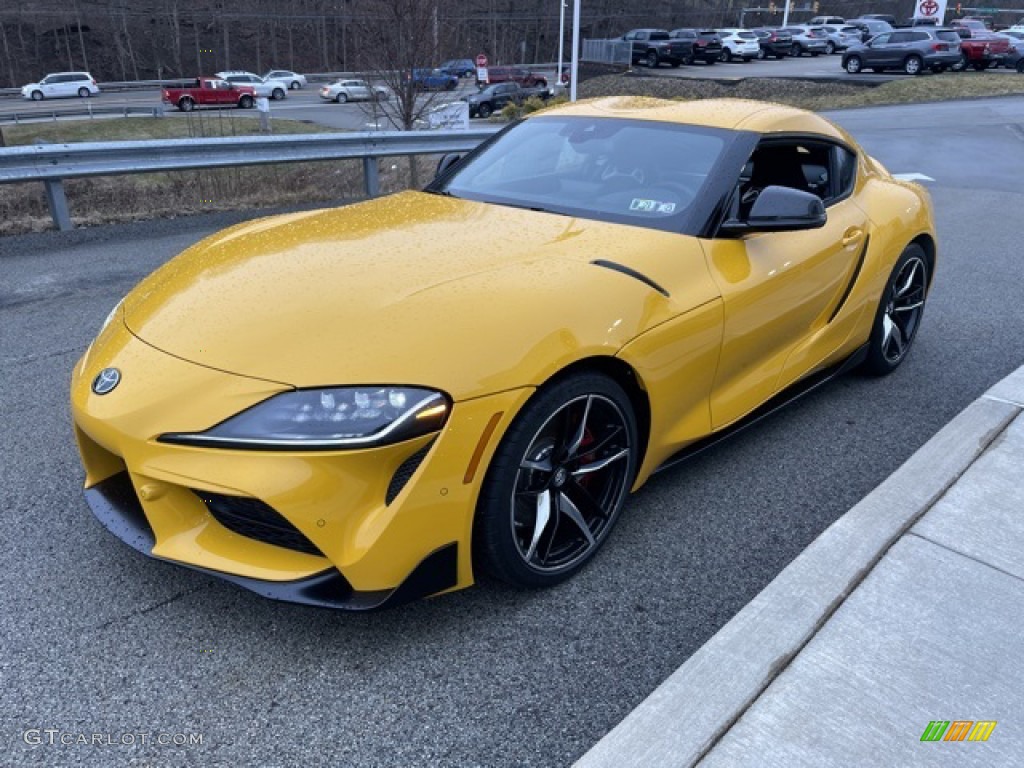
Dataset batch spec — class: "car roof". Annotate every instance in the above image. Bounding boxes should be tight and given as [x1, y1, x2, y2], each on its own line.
[534, 96, 850, 141]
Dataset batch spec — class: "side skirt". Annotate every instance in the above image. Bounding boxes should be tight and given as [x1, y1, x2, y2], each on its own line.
[654, 343, 869, 474]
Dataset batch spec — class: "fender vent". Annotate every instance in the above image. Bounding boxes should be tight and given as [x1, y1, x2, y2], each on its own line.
[386, 440, 435, 505]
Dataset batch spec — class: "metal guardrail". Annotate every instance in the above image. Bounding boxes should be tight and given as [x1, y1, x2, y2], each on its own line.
[0, 104, 165, 124]
[0, 128, 499, 231]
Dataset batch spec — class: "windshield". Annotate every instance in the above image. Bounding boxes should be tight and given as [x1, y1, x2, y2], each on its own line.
[435, 116, 730, 234]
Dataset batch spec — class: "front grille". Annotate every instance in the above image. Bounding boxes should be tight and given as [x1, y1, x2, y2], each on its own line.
[385, 440, 435, 505]
[194, 491, 324, 557]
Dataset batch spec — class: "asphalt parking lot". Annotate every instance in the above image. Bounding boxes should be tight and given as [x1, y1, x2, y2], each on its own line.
[2, 97, 1024, 766]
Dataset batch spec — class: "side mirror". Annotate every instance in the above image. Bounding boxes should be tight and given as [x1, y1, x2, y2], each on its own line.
[720, 185, 826, 236]
[435, 153, 463, 179]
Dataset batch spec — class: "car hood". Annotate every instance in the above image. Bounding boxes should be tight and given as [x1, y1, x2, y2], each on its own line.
[122, 191, 720, 399]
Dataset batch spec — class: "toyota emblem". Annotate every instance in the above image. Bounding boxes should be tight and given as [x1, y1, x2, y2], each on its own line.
[92, 368, 121, 395]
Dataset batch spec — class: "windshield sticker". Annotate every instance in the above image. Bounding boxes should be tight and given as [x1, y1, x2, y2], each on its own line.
[630, 199, 676, 214]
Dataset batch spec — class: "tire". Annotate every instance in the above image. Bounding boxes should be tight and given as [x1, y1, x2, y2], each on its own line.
[845, 55, 862, 74]
[951, 54, 967, 72]
[792, 43, 802, 57]
[536, 79, 548, 88]
[478, 102, 493, 118]
[289, 80, 300, 90]
[335, 92, 348, 103]
[646, 51, 659, 68]
[904, 55, 923, 75]
[825, 41, 836, 55]
[178, 97, 194, 112]
[473, 373, 638, 588]
[238, 94, 253, 109]
[862, 244, 929, 376]
[272, 87, 285, 100]
[757, 48, 766, 60]
[721, 48, 732, 62]
[445, 79, 456, 90]
[77, 87, 90, 98]
[30, 90, 43, 101]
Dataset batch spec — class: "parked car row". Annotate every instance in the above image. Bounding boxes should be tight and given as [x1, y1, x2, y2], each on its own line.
[18, 69, 308, 102]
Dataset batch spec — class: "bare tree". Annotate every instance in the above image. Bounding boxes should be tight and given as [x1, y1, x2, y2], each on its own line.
[351, 0, 462, 132]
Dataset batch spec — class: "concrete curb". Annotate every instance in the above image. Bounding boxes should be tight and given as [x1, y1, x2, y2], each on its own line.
[574, 365, 1024, 768]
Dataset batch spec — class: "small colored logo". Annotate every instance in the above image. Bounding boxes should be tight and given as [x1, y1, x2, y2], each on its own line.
[91, 367, 121, 395]
[921, 720, 997, 742]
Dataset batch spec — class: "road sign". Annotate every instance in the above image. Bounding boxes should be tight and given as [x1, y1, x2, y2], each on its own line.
[914, 0, 947, 22]
[476, 53, 488, 68]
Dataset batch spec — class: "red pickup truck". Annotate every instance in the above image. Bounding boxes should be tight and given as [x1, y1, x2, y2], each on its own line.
[162, 77, 257, 111]
[952, 27, 1012, 70]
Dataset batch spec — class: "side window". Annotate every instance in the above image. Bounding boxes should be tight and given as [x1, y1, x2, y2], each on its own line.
[889, 32, 911, 43]
[737, 141, 838, 217]
[832, 146, 857, 202]
[872, 33, 892, 44]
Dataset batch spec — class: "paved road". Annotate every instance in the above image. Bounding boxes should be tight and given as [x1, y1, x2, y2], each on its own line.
[2, 97, 1024, 767]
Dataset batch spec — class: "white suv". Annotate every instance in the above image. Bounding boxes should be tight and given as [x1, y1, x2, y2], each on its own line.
[21, 72, 99, 100]
[215, 71, 289, 100]
[717, 29, 761, 61]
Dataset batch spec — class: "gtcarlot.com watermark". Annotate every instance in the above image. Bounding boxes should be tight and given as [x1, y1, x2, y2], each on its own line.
[24, 729, 203, 747]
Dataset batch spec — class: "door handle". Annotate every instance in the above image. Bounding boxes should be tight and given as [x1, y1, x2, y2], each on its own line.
[842, 228, 864, 247]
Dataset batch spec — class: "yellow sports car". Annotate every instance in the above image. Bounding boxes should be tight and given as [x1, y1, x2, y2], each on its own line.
[71, 97, 935, 609]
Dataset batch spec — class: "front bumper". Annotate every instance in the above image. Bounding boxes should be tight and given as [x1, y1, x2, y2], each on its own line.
[71, 319, 531, 608]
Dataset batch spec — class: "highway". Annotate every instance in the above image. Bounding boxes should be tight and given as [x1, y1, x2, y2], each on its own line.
[2, 97, 1024, 766]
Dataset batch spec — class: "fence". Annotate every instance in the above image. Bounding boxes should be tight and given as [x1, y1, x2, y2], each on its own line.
[581, 39, 633, 66]
[0, 128, 499, 231]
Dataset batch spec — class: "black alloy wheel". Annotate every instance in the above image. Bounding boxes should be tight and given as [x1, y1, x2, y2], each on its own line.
[474, 373, 638, 587]
[864, 244, 929, 375]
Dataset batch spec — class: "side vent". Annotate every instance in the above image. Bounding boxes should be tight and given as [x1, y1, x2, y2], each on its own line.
[386, 440, 435, 505]
[828, 235, 869, 324]
[591, 259, 670, 297]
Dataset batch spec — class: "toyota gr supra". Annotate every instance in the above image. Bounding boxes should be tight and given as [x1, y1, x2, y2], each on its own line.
[71, 97, 936, 609]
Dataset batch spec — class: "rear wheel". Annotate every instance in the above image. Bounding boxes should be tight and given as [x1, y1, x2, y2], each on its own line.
[335, 92, 348, 103]
[904, 55, 923, 75]
[863, 245, 929, 375]
[721, 48, 732, 62]
[951, 53, 968, 71]
[178, 97, 194, 112]
[77, 87, 90, 98]
[792, 43, 802, 57]
[825, 41, 836, 55]
[473, 373, 638, 588]
[845, 55, 862, 73]
[647, 51, 659, 68]
[478, 102, 493, 118]
[757, 48, 766, 60]
[289, 80, 300, 90]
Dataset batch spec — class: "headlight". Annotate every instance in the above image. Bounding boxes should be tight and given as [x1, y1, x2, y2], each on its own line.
[159, 386, 449, 450]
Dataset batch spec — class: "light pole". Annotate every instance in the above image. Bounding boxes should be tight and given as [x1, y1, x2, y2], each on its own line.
[557, 0, 566, 92]
[570, 0, 581, 102]
[782, 0, 791, 28]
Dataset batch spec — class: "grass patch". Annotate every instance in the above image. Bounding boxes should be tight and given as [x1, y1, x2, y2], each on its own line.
[577, 72, 1024, 111]
[0, 114, 430, 235]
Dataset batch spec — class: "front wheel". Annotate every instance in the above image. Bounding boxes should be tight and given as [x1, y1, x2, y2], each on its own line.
[478, 102, 493, 118]
[863, 245, 929, 375]
[473, 373, 638, 588]
[647, 51, 659, 68]
[30, 90, 43, 101]
[721, 49, 732, 62]
[845, 55, 862, 74]
[78, 87, 90, 98]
